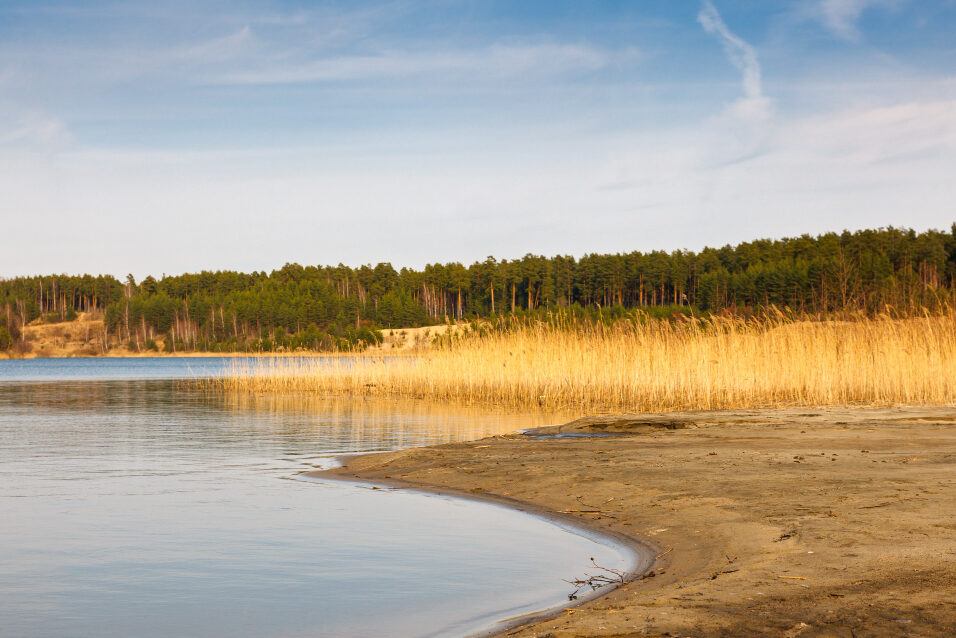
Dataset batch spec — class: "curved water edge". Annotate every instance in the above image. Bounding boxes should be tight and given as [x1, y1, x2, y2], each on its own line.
[0, 357, 653, 638]
[301, 461, 657, 637]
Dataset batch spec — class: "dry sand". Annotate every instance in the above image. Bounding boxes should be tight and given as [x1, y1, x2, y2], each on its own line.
[372, 324, 463, 351]
[319, 408, 955, 637]
[2, 315, 456, 358]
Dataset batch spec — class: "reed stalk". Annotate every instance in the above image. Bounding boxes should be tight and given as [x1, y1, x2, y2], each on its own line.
[210, 310, 956, 412]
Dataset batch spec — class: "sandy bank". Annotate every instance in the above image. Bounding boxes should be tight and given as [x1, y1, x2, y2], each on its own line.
[318, 408, 955, 637]
[4, 313, 452, 359]
[0, 350, 395, 360]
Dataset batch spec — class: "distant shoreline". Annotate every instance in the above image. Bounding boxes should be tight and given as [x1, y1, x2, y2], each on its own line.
[3, 316, 446, 360]
[0, 350, 400, 360]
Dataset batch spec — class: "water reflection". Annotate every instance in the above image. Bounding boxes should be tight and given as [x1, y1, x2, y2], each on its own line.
[0, 361, 634, 638]
[216, 391, 579, 457]
[0, 380, 577, 470]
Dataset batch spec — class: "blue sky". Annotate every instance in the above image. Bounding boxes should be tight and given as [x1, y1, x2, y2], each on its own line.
[1, 0, 955, 277]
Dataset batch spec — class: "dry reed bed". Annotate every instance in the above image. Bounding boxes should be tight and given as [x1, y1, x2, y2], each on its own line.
[213, 313, 956, 412]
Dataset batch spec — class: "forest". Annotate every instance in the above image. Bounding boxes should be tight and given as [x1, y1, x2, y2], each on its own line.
[2, 225, 955, 354]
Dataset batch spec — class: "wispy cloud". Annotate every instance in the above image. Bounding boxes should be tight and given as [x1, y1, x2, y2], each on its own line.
[171, 26, 256, 63]
[817, 0, 900, 42]
[0, 111, 71, 147]
[782, 96, 956, 166]
[0, 2, 421, 90]
[1, 0, 953, 277]
[697, 1, 771, 121]
[212, 43, 633, 86]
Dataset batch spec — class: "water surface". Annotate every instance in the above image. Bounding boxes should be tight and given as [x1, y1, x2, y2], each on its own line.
[0, 358, 631, 638]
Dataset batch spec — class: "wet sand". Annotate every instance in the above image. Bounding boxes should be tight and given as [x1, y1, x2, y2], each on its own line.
[317, 407, 956, 637]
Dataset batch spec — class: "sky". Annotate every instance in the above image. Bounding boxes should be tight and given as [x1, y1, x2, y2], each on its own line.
[1, 0, 955, 278]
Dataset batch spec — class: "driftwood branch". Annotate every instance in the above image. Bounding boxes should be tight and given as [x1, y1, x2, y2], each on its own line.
[564, 557, 628, 600]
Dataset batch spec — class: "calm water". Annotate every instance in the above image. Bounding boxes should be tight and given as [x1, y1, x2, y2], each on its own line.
[0, 358, 634, 638]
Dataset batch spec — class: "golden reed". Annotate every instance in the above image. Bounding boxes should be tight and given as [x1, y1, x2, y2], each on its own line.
[211, 311, 956, 412]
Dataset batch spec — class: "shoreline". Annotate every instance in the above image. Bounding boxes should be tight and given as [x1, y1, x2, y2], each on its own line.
[0, 350, 407, 360]
[6, 317, 455, 360]
[303, 461, 659, 636]
[314, 407, 956, 637]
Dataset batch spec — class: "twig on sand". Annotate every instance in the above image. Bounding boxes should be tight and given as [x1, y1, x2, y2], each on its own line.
[564, 557, 628, 600]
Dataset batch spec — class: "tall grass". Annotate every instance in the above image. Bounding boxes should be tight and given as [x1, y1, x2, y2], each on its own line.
[211, 310, 956, 412]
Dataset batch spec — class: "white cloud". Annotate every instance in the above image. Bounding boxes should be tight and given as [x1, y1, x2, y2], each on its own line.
[816, 0, 901, 42]
[212, 43, 631, 85]
[602, 84, 956, 233]
[784, 98, 956, 166]
[0, 111, 71, 147]
[171, 26, 256, 63]
[697, 1, 772, 121]
[2, 85, 954, 277]
[0, 1, 950, 278]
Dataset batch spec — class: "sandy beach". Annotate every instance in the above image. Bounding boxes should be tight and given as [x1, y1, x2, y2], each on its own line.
[316, 407, 956, 637]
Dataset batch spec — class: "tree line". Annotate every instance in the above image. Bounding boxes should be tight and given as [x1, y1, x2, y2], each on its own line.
[2, 225, 955, 353]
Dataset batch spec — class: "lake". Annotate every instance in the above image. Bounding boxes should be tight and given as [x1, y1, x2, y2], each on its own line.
[0, 357, 638, 638]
